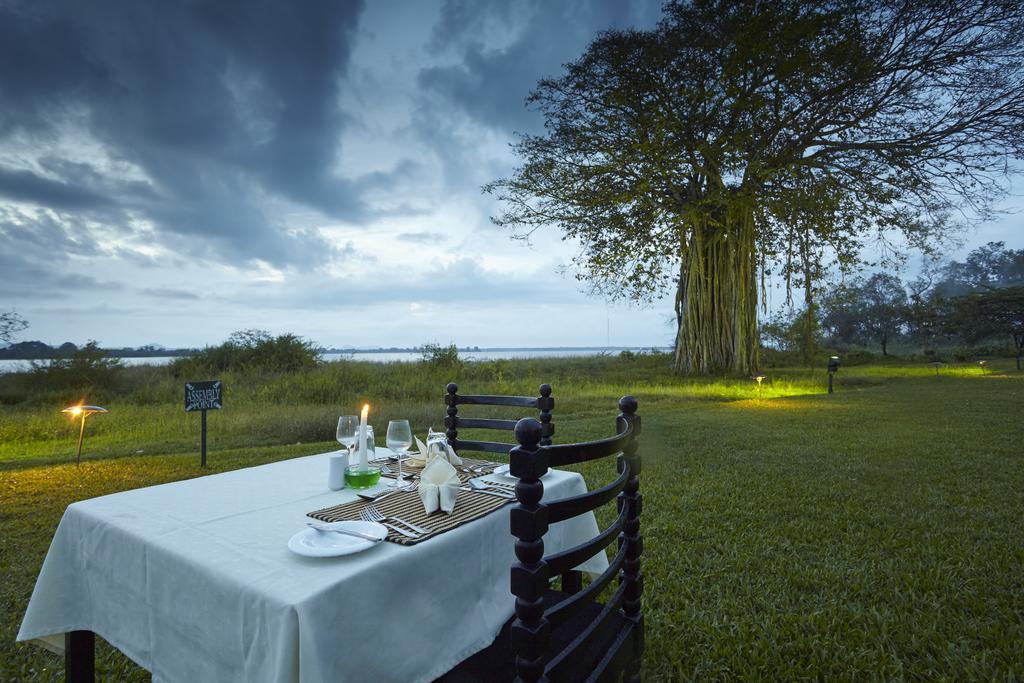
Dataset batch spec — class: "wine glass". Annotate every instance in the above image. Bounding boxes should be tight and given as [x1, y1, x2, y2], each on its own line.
[337, 415, 359, 461]
[386, 419, 413, 487]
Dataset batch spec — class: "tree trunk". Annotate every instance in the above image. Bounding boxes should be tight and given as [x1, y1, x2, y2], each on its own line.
[672, 204, 757, 375]
[800, 231, 816, 368]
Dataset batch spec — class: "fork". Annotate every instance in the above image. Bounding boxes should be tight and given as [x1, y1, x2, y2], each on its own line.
[362, 504, 432, 535]
[358, 507, 419, 538]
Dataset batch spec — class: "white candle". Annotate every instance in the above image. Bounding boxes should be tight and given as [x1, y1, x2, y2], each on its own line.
[358, 404, 369, 470]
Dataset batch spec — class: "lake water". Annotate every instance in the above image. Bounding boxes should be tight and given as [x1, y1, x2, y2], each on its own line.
[0, 347, 667, 374]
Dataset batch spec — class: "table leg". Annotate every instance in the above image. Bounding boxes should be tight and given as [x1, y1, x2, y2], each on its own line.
[65, 630, 95, 683]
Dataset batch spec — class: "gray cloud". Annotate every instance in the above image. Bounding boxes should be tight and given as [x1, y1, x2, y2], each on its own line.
[0, 0, 371, 269]
[0, 166, 115, 210]
[395, 231, 446, 244]
[139, 287, 202, 301]
[418, 0, 663, 134]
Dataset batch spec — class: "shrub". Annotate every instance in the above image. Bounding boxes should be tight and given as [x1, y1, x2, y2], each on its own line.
[419, 343, 461, 368]
[171, 330, 321, 376]
[27, 341, 123, 396]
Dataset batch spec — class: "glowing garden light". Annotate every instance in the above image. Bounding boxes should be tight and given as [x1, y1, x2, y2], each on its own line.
[753, 374, 767, 398]
[978, 360, 988, 374]
[61, 404, 108, 466]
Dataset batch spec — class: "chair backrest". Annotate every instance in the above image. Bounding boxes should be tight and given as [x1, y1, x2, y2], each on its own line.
[508, 396, 642, 683]
[444, 382, 554, 456]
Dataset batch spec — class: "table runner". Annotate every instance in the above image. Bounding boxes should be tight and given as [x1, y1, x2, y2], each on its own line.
[18, 450, 609, 683]
[308, 486, 512, 545]
[375, 455, 503, 485]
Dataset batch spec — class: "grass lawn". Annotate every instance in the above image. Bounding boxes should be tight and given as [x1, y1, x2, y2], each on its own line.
[1, 360, 1022, 680]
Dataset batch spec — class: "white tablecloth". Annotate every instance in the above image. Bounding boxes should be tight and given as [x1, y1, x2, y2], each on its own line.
[17, 450, 608, 682]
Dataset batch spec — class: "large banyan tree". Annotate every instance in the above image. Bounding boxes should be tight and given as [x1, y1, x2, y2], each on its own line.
[485, 0, 1024, 374]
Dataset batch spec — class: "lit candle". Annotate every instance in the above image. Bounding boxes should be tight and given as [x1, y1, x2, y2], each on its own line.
[358, 403, 369, 470]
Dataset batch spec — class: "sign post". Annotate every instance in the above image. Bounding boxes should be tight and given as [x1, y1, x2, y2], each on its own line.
[185, 380, 223, 467]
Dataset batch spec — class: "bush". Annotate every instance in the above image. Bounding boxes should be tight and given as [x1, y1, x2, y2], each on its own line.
[27, 341, 123, 396]
[419, 343, 461, 368]
[170, 330, 321, 376]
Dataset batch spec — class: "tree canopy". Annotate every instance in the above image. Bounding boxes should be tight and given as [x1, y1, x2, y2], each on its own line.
[486, 0, 1024, 374]
[0, 311, 28, 345]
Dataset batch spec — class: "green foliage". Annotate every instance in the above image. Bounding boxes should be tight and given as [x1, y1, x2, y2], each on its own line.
[820, 274, 908, 355]
[418, 343, 461, 368]
[0, 310, 29, 344]
[24, 341, 123, 400]
[486, 1, 1024, 374]
[170, 329, 321, 376]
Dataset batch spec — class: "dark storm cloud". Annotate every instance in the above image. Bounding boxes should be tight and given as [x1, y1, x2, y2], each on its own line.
[0, 208, 114, 299]
[0, 166, 114, 210]
[411, 0, 663, 198]
[418, 0, 663, 134]
[0, 0, 369, 268]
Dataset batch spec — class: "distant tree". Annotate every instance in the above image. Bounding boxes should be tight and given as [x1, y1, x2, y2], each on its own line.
[820, 274, 908, 355]
[952, 287, 1024, 370]
[860, 274, 909, 357]
[819, 284, 863, 349]
[935, 242, 1024, 297]
[759, 306, 821, 366]
[0, 311, 28, 344]
[486, 0, 1024, 375]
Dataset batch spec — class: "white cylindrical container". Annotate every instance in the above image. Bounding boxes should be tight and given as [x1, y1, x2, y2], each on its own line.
[328, 451, 349, 490]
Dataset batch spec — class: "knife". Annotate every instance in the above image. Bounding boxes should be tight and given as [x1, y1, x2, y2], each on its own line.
[306, 522, 383, 542]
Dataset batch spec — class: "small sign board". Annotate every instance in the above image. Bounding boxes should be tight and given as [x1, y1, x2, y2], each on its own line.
[185, 380, 223, 412]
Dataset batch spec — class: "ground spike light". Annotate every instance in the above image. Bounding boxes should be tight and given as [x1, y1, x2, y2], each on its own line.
[753, 374, 767, 398]
[827, 356, 840, 394]
[62, 404, 108, 466]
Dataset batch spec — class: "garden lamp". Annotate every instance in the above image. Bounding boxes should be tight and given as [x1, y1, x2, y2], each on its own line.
[827, 356, 840, 394]
[62, 404, 108, 466]
[753, 374, 767, 398]
[978, 360, 988, 373]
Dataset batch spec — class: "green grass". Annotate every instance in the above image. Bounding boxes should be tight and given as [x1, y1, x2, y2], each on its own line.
[1, 358, 1022, 680]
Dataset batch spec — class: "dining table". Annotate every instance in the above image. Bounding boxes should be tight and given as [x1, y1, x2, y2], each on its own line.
[16, 448, 609, 682]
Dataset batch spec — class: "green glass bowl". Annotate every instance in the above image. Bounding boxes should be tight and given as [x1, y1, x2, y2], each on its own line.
[344, 465, 381, 489]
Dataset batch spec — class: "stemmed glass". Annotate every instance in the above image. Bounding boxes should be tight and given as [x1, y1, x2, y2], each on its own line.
[386, 419, 413, 487]
[337, 415, 359, 462]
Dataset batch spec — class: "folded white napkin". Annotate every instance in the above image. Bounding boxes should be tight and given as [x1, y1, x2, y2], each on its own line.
[407, 437, 429, 466]
[418, 456, 461, 514]
[410, 434, 464, 466]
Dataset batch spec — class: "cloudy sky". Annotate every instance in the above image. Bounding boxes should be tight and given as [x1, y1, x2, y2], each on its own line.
[1, 0, 1020, 349]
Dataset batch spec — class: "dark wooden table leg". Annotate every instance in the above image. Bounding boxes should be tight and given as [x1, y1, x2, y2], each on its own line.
[65, 630, 95, 683]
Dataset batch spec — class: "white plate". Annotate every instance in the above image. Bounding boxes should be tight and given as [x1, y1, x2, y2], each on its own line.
[288, 521, 387, 557]
[492, 464, 511, 477]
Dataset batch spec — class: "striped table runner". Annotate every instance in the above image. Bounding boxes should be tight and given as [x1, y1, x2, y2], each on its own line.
[307, 486, 515, 546]
[374, 456, 505, 485]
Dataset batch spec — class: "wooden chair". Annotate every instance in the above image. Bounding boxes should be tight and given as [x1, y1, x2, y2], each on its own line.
[439, 396, 643, 682]
[444, 382, 555, 455]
